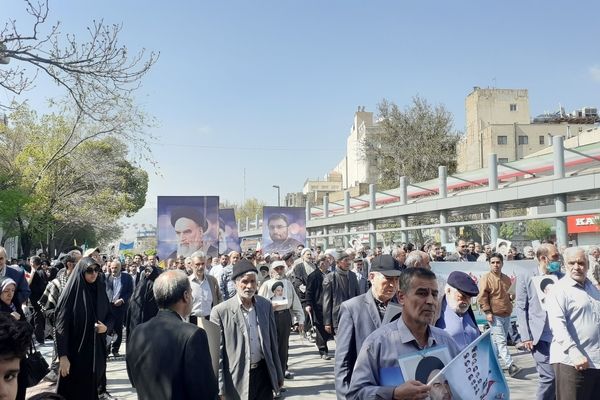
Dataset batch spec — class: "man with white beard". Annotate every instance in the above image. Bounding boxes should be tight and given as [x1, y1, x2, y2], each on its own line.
[435, 271, 480, 351]
[168, 206, 217, 258]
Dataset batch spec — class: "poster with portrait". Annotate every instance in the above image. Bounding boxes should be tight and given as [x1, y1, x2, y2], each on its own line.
[157, 196, 219, 261]
[219, 208, 241, 254]
[398, 346, 452, 386]
[428, 330, 509, 400]
[379, 346, 451, 387]
[531, 274, 559, 310]
[495, 238, 512, 257]
[265, 279, 290, 309]
[261, 206, 306, 255]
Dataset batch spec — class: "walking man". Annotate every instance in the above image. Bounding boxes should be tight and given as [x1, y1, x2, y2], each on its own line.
[126, 270, 218, 399]
[546, 247, 600, 399]
[323, 252, 361, 336]
[335, 255, 402, 399]
[516, 243, 563, 399]
[478, 253, 520, 376]
[210, 259, 283, 400]
[106, 260, 133, 357]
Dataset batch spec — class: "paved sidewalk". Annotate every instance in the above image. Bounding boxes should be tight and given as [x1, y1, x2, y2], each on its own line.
[27, 333, 539, 399]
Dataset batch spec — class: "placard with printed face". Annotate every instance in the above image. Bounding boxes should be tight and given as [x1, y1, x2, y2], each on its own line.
[261, 206, 306, 255]
[157, 196, 219, 261]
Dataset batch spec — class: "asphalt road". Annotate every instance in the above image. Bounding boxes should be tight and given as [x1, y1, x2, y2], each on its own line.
[28, 331, 538, 399]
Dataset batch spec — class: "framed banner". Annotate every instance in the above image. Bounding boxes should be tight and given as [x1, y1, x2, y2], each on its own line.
[218, 208, 241, 254]
[261, 206, 306, 255]
[157, 196, 219, 261]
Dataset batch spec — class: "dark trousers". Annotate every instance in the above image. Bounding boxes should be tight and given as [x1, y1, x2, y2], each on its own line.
[110, 305, 126, 354]
[50, 325, 59, 373]
[314, 322, 330, 355]
[554, 363, 600, 400]
[249, 361, 273, 400]
[189, 315, 210, 325]
[532, 341, 555, 400]
[31, 302, 46, 343]
[274, 309, 292, 372]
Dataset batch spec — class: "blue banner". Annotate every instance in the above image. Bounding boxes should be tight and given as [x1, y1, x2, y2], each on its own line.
[119, 242, 134, 251]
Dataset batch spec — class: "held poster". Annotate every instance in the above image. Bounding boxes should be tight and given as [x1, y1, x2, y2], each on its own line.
[157, 196, 219, 261]
[261, 206, 306, 255]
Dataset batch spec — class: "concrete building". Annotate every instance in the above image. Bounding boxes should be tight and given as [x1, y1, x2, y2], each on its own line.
[302, 172, 343, 204]
[332, 107, 380, 188]
[457, 87, 597, 171]
[284, 191, 306, 207]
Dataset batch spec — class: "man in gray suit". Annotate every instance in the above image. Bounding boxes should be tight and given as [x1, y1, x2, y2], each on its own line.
[334, 255, 402, 399]
[210, 259, 283, 400]
[323, 251, 361, 336]
[516, 243, 563, 400]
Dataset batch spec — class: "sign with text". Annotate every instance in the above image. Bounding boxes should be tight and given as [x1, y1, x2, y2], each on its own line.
[567, 214, 600, 234]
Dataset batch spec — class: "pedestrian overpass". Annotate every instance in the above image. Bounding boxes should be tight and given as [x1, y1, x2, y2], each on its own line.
[239, 137, 600, 249]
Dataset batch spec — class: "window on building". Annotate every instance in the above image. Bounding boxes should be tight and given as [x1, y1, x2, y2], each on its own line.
[539, 135, 544, 145]
[498, 158, 509, 163]
[497, 136, 508, 145]
[510, 104, 517, 112]
[518, 135, 529, 145]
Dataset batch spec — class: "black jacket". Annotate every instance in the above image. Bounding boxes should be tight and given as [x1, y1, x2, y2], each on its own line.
[322, 270, 360, 330]
[126, 309, 218, 400]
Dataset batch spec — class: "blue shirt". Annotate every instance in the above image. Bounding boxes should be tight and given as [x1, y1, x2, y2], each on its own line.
[547, 276, 600, 368]
[347, 316, 460, 400]
[442, 300, 480, 351]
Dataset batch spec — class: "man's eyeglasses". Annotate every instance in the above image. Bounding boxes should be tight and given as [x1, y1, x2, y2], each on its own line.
[268, 225, 288, 230]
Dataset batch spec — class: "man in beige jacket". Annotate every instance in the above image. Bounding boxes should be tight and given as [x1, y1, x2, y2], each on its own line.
[477, 252, 521, 377]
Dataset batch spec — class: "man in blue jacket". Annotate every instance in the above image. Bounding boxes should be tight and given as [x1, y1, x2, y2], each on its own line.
[0, 246, 30, 305]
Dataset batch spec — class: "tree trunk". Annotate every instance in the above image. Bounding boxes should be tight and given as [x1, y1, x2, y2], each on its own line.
[17, 215, 32, 257]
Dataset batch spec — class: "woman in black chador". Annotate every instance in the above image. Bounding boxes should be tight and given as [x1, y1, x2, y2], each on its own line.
[126, 264, 160, 339]
[55, 256, 112, 400]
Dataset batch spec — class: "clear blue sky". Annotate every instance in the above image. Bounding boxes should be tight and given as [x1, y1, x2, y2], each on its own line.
[4, 1, 600, 219]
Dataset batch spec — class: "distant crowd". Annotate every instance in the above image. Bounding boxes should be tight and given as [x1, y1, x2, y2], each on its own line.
[1, 238, 600, 400]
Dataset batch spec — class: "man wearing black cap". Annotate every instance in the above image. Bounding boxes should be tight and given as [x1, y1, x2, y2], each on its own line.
[435, 271, 480, 351]
[168, 206, 217, 259]
[322, 251, 361, 336]
[210, 259, 283, 400]
[334, 254, 402, 400]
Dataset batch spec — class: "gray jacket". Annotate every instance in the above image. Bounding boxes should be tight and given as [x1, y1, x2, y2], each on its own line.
[516, 267, 563, 345]
[335, 290, 382, 399]
[210, 295, 283, 400]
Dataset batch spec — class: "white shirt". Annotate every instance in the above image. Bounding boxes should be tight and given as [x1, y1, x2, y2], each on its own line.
[237, 296, 264, 364]
[547, 276, 600, 368]
[189, 274, 213, 317]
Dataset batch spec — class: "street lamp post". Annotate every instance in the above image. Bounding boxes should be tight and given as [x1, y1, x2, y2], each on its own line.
[272, 185, 281, 207]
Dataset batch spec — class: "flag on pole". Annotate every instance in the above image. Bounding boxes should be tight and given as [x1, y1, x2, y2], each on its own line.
[119, 242, 134, 251]
[428, 330, 510, 399]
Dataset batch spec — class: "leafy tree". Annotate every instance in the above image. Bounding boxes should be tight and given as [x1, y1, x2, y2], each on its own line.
[499, 223, 515, 240]
[231, 198, 266, 228]
[0, 104, 148, 256]
[525, 220, 552, 241]
[362, 96, 461, 190]
[1, 1, 158, 167]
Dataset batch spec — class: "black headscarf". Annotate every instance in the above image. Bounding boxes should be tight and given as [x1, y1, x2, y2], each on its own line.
[55, 257, 110, 354]
[126, 265, 160, 339]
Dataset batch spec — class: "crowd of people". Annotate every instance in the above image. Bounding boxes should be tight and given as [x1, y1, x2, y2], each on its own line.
[1, 239, 599, 400]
